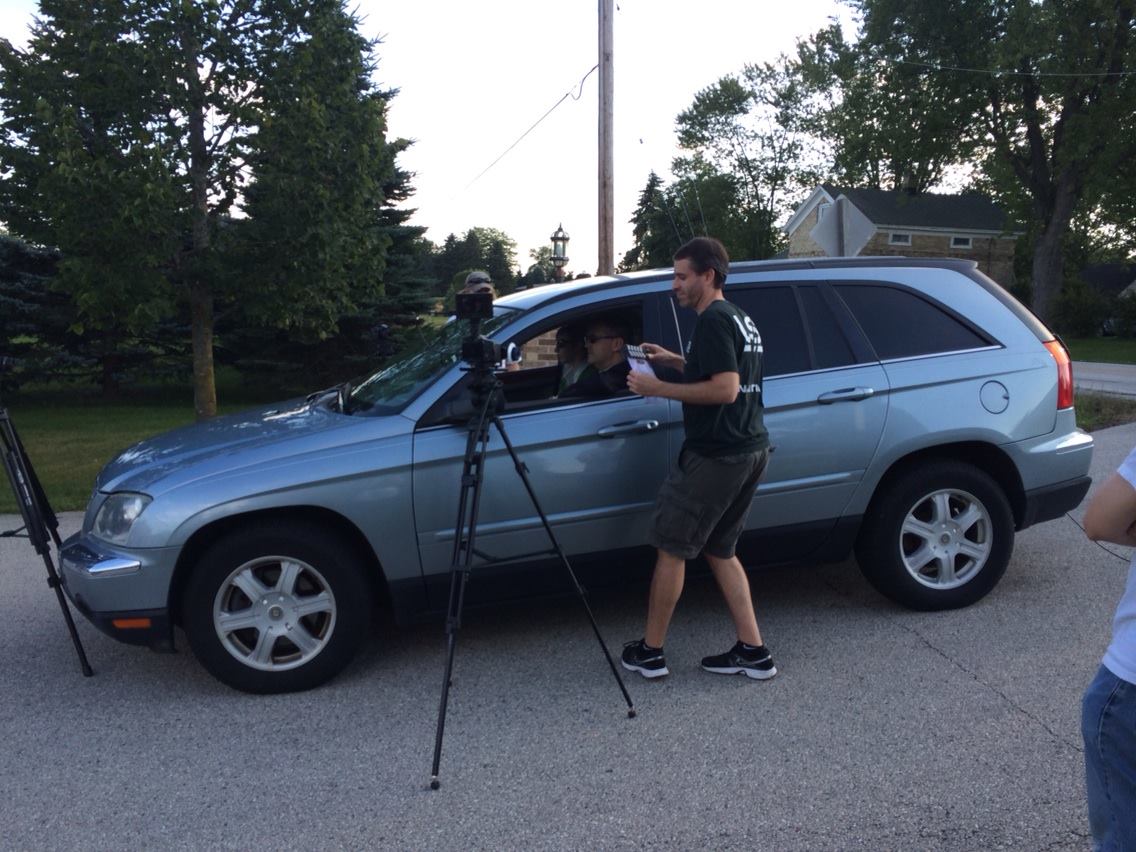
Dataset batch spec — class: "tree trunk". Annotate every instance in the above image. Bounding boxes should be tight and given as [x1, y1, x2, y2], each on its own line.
[184, 23, 216, 420]
[190, 279, 215, 420]
[1028, 173, 1080, 327]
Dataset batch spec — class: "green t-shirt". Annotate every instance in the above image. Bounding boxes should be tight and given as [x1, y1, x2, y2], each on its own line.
[681, 298, 769, 457]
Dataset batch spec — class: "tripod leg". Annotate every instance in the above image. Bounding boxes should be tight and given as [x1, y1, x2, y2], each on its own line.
[4, 415, 61, 547]
[44, 555, 94, 677]
[490, 416, 635, 718]
[429, 399, 494, 789]
[2, 417, 93, 676]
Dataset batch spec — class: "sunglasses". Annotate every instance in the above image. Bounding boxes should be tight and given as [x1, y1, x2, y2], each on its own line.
[584, 334, 617, 344]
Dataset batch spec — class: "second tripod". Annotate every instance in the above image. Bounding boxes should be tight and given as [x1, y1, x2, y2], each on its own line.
[0, 376, 93, 677]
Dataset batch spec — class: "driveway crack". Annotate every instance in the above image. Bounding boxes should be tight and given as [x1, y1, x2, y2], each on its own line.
[897, 617, 1083, 756]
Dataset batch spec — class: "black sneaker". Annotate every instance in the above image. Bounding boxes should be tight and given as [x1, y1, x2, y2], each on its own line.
[621, 639, 669, 679]
[701, 641, 777, 680]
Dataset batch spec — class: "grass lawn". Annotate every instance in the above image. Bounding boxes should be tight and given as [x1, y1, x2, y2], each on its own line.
[0, 395, 265, 514]
[1064, 337, 1136, 365]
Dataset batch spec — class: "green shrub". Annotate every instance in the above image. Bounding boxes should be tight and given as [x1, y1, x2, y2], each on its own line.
[1114, 292, 1136, 338]
[1054, 280, 1113, 338]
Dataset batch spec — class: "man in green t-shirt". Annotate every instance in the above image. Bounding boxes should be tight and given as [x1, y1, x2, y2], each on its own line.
[622, 237, 774, 681]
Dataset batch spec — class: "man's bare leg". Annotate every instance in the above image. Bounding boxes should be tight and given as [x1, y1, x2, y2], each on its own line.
[644, 549, 685, 648]
[705, 553, 762, 646]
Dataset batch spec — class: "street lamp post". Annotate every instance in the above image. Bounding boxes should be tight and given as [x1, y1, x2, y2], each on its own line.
[550, 224, 570, 282]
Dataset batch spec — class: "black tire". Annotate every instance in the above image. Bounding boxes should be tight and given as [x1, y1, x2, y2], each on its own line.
[182, 520, 371, 693]
[855, 460, 1014, 611]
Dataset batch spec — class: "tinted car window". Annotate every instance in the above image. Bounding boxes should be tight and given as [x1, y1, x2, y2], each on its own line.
[798, 286, 856, 370]
[836, 284, 991, 360]
[729, 286, 809, 377]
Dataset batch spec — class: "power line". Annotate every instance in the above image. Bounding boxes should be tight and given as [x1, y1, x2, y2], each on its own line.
[892, 57, 1136, 78]
[461, 64, 599, 192]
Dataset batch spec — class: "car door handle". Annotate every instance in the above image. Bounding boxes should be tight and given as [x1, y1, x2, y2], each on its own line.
[817, 387, 875, 404]
[597, 419, 660, 438]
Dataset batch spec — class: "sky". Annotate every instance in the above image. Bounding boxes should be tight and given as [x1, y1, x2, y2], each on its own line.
[0, 0, 853, 275]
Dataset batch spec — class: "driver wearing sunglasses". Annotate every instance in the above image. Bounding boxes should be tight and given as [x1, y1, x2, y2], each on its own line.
[560, 315, 632, 398]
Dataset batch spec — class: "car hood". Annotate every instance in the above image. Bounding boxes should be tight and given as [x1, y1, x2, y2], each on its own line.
[96, 399, 410, 496]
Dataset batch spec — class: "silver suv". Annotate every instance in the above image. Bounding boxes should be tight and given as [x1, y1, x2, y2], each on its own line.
[59, 258, 1093, 693]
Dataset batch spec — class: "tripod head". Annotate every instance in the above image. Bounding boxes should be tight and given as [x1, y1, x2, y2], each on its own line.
[455, 293, 505, 416]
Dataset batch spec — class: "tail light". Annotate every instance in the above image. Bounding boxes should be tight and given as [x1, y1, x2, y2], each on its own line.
[1044, 339, 1074, 409]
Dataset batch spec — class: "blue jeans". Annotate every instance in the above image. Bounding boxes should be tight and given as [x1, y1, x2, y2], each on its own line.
[1083, 665, 1136, 851]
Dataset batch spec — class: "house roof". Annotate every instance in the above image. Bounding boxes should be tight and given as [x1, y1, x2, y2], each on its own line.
[820, 184, 1015, 233]
[1081, 263, 1136, 295]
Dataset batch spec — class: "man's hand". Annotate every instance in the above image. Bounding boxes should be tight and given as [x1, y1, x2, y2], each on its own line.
[640, 342, 684, 370]
[627, 369, 665, 397]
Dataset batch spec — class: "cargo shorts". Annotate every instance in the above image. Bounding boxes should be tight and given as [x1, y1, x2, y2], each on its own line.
[647, 447, 769, 560]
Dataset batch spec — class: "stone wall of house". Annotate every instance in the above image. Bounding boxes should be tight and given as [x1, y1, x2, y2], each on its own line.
[858, 232, 1017, 289]
[786, 205, 828, 257]
[786, 215, 1017, 288]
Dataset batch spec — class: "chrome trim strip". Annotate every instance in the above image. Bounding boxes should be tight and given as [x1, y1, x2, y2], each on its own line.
[877, 345, 1003, 365]
[61, 544, 142, 577]
[87, 557, 142, 577]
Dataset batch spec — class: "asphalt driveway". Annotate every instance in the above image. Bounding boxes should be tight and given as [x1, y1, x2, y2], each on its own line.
[2, 423, 1132, 849]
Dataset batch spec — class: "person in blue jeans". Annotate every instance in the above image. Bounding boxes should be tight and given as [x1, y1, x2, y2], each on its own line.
[1082, 446, 1136, 850]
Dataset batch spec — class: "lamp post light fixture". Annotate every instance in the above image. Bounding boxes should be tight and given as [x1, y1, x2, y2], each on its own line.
[550, 224, 570, 282]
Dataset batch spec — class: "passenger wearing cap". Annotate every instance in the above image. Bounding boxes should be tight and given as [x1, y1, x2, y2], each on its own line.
[460, 270, 497, 298]
[456, 270, 519, 371]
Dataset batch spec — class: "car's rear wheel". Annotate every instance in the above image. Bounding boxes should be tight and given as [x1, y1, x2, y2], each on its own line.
[182, 521, 370, 693]
[856, 461, 1014, 610]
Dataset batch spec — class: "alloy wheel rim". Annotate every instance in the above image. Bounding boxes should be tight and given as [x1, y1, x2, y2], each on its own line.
[899, 488, 992, 590]
[212, 556, 337, 671]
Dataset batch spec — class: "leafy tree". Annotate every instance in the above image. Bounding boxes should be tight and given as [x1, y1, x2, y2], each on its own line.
[793, 20, 985, 192]
[520, 246, 555, 287]
[431, 226, 519, 295]
[620, 171, 674, 271]
[0, 1, 182, 393]
[620, 166, 786, 271]
[0, 0, 410, 416]
[0, 234, 68, 387]
[832, 0, 1136, 323]
[226, 1, 398, 336]
[661, 63, 819, 263]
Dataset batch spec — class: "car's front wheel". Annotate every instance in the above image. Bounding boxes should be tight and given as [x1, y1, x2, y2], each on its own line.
[182, 521, 371, 693]
[856, 461, 1014, 610]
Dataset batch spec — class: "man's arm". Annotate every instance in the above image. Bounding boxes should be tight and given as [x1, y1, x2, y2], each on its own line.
[627, 368, 738, 404]
[640, 343, 685, 370]
[1084, 473, 1136, 547]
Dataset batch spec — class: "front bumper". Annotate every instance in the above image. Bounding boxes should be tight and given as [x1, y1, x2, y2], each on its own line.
[58, 534, 179, 650]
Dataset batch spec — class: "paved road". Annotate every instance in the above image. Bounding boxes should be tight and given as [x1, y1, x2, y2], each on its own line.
[1074, 360, 1136, 397]
[2, 425, 1132, 849]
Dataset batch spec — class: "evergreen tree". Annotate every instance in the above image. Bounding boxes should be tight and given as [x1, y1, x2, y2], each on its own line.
[0, 1, 412, 414]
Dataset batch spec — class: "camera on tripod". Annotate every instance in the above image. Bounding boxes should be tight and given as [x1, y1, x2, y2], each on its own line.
[455, 291, 506, 369]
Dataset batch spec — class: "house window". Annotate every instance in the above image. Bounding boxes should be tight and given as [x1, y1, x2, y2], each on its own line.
[951, 236, 973, 249]
[889, 232, 911, 246]
[817, 202, 830, 222]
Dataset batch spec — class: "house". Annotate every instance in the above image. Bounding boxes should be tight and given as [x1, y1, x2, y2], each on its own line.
[783, 184, 1021, 288]
[1081, 263, 1136, 300]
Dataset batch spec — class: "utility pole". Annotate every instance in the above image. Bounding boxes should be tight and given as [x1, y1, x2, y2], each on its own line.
[598, 0, 614, 275]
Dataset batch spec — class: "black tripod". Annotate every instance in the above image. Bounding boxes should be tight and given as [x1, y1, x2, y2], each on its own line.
[429, 362, 635, 790]
[0, 379, 93, 677]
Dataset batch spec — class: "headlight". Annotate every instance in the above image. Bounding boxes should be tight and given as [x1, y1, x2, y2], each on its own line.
[92, 493, 152, 545]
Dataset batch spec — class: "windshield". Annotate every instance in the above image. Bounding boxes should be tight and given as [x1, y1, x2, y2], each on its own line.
[346, 312, 515, 415]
